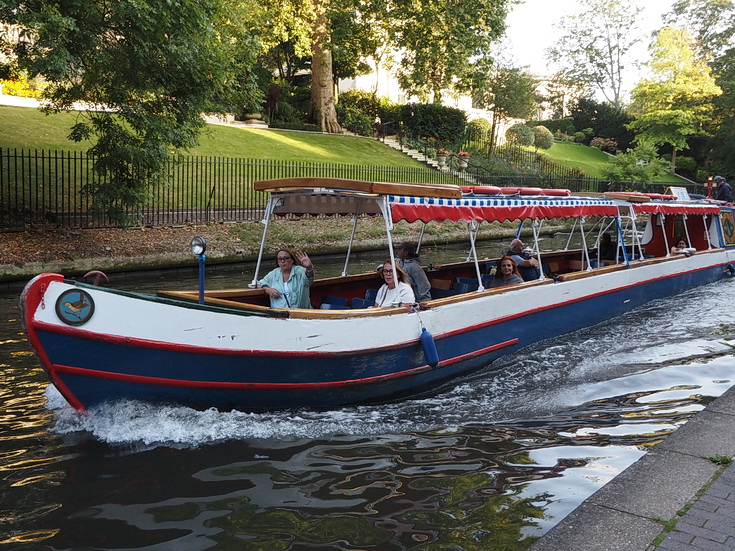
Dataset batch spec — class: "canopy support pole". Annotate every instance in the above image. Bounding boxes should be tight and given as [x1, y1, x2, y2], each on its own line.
[531, 219, 545, 279]
[377, 196, 399, 286]
[704, 215, 712, 249]
[614, 217, 629, 266]
[661, 214, 671, 257]
[416, 223, 427, 255]
[565, 218, 578, 251]
[682, 214, 692, 249]
[467, 220, 485, 290]
[250, 196, 279, 287]
[579, 217, 592, 271]
[341, 200, 364, 277]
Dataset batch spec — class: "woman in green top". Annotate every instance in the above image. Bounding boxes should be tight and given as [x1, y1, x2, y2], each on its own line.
[258, 249, 314, 308]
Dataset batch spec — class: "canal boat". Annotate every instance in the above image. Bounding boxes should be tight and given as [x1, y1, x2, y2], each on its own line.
[20, 178, 735, 412]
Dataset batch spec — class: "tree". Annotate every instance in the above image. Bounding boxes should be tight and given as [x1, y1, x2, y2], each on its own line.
[472, 64, 538, 147]
[547, 0, 643, 109]
[602, 142, 671, 185]
[540, 72, 588, 119]
[628, 26, 722, 172]
[533, 126, 554, 151]
[505, 123, 534, 146]
[707, 46, 735, 175]
[570, 97, 635, 150]
[310, 0, 341, 132]
[390, 0, 512, 102]
[0, 0, 243, 222]
[663, 0, 735, 63]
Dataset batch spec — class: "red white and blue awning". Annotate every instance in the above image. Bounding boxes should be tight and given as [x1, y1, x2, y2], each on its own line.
[389, 195, 619, 223]
[629, 202, 721, 216]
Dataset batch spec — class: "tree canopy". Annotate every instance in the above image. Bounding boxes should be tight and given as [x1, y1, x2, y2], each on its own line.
[0, 0, 246, 222]
[629, 26, 722, 171]
[547, 0, 642, 109]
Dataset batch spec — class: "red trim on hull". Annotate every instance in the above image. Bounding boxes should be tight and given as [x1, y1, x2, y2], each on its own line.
[439, 262, 727, 339]
[20, 274, 87, 410]
[51, 338, 520, 391]
[30, 262, 725, 361]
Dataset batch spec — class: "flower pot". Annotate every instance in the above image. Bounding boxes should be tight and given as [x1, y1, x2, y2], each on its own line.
[437, 154, 447, 167]
[458, 157, 469, 170]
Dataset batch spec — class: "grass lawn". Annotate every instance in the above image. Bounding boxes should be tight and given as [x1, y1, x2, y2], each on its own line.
[541, 141, 688, 184]
[540, 142, 613, 178]
[0, 105, 422, 167]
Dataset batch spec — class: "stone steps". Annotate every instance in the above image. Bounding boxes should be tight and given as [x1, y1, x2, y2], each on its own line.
[380, 137, 478, 184]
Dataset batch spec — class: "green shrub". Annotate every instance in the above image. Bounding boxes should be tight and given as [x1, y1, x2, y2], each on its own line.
[340, 106, 375, 136]
[506, 123, 534, 146]
[468, 118, 491, 138]
[573, 131, 586, 143]
[337, 89, 380, 118]
[602, 143, 670, 184]
[533, 126, 554, 150]
[376, 98, 402, 128]
[676, 156, 697, 173]
[399, 103, 467, 143]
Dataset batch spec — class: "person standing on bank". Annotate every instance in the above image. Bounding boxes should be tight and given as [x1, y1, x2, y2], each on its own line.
[259, 249, 314, 308]
[508, 238, 541, 281]
[374, 259, 415, 307]
[714, 176, 733, 203]
[396, 242, 431, 302]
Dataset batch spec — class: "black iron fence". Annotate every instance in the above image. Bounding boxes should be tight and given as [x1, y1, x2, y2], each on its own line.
[0, 148, 705, 232]
[1, 149, 469, 231]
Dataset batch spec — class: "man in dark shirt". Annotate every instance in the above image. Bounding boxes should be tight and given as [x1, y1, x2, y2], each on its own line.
[714, 176, 733, 203]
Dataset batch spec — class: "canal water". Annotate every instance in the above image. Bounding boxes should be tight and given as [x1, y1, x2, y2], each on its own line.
[3, 239, 735, 550]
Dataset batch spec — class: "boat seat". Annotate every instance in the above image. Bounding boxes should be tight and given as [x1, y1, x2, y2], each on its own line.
[350, 297, 372, 309]
[321, 294, 347, 306]
[480, 274, 494, 288]
[454, 281, 478, 294]
[454, 278, 479, 293]
[430, 287, 457, 299]
[320, 303, 350, 310]
[364, 288, 378, 302]
[484, 261, 498, 273]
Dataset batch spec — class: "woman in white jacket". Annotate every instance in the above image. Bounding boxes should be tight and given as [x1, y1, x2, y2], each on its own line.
[374, 259, 415, 307]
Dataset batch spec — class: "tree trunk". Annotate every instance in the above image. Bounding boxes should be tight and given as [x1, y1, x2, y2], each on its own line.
[671, 147, 677, 174]
[310, 2, 341, 134]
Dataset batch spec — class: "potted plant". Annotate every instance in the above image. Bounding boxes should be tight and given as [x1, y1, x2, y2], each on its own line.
[457, 151, 470, 170]
[436, 148, 449, 167]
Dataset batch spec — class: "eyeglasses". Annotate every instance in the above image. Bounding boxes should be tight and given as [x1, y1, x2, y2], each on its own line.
[382, 269, 394, 274]
[277, 256, 292, 261]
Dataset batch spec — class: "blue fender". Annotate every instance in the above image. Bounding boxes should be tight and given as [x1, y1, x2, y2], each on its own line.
[420, 328, 440, 367]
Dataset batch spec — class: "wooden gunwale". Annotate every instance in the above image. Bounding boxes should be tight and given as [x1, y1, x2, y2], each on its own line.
[254, 177, 463, 199]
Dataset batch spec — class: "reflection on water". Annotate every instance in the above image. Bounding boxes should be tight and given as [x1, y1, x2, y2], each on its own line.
[2, 247, 735, 549]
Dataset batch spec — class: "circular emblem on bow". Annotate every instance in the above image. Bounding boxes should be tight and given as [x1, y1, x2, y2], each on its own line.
[55, 289, 95, 326]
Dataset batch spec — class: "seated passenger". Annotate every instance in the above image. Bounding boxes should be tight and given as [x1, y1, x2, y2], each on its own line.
[374, 259, 416, 307]
[597, 232, 617, 261]
[490, 256, 524, 287]
[258, 249, 314, 308]
[671, 237, 696, 257]
[508, 238, 541, 281]
[396, 241, 431, 302]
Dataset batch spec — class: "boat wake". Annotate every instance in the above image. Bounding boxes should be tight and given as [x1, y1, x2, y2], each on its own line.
[46, 281, 735, 448]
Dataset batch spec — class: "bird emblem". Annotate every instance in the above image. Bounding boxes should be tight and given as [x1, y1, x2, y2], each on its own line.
[62, 294, 89, 320]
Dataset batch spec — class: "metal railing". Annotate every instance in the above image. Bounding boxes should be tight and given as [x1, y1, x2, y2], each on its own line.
[1, 149, 467, 231]
[1, 148, 706, 232]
